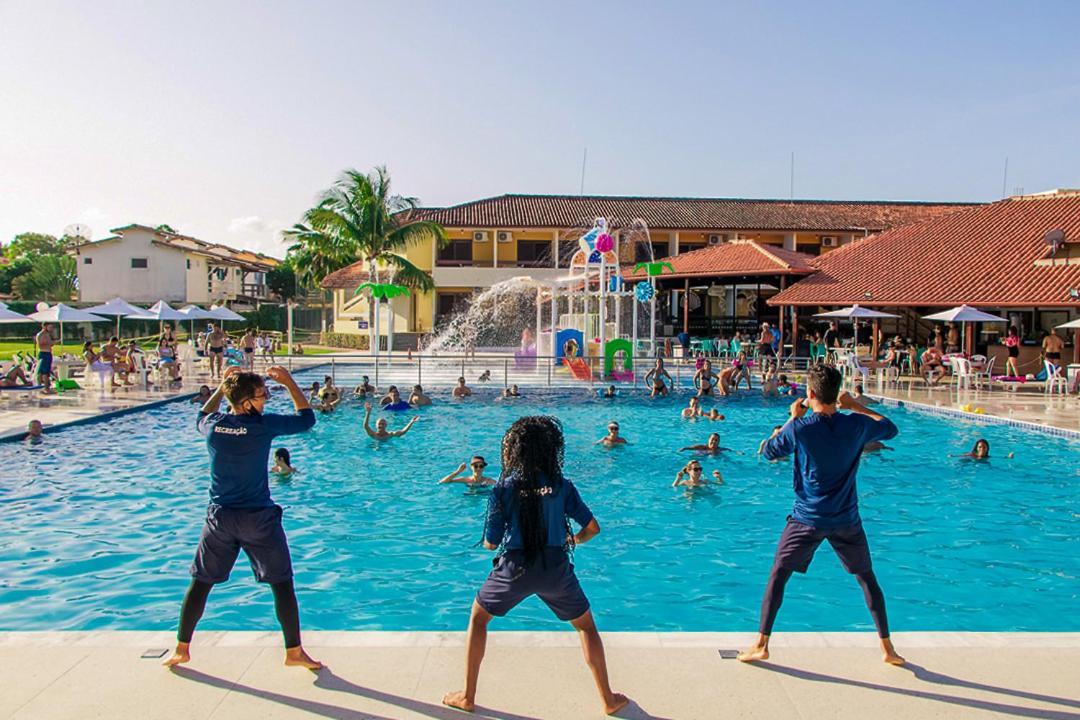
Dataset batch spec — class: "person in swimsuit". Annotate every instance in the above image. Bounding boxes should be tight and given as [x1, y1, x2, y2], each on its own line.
[679, 432, 729, 454]
[681, 396, 702, 419]
[761, 370, 780, 398]
[442, 416, 628, 716]
[83, 342, 116, 385]
[739, 365, 904, 666]
[34, 323, 55, 394]
[758, 425, 784, 455]
[595, 421, 628, 447]
[409, 384, 432, 406]
[25, 419, 44, 445]
[379, 385, 402, 407]
[946, 323, 961, 354]
[0, 363, 33, 387]
[206, 324, 227, 380]
[952, 438, 1013, 461]
[100, 337, 132, 386]
[501, 384, 523, 399]
[673, 459, 723, 487]
[158, 336, 181, 382]
[758, 322, 777, 360]
[693, 359, 718, 398]
[921, 346, 946, 385]
[644, 358, 672, 397]
[163, 365, 320, 671]
[439, 456, 496, 486]
[732, 351, 753, 390]
[191, 385, 213, 405]
[363, 402, 418, 440]
[271, 448, 296, 477]
[1042, 329, 1065, 370]
[1003, 326, 1021, 377]
[240, 330, 257, 370]
[452, 376, 472, 398]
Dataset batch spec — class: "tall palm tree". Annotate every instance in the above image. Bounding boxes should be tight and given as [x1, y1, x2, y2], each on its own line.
[283, 166, 446, 344]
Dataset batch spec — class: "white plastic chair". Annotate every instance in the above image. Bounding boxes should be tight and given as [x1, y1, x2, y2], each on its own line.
[845, 354, 870, 383]
[973, 355, 995, 389]
[951, 356, 975, 390]
[128, 352, 154, 387]
[1044, 360, 1067, 395]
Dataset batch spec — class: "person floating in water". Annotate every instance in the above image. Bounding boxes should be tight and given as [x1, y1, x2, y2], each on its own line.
[673, 459, 723, 487]
[679, 432, 729, 455]
[164, 366, 321, 670]
[439, 456, 496, 486]
[271, 447, 297, 476]
[595, 421, 628, 447]
[739, 364, 905, 666]
[363, 402, 418, 440]
[953, 438, 1012, 461]
[442, 416, 628, 716]
[644, 358, 672, 397]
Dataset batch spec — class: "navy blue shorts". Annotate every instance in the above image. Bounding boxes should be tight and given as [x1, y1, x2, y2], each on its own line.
[772, 517, 873, 575]
[190, 505, 293, 584]
[36, 352, 53, 376]
[476, 548, 590, 622]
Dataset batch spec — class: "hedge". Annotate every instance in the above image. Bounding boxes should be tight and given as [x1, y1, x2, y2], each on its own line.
[320, 332, 371, 350]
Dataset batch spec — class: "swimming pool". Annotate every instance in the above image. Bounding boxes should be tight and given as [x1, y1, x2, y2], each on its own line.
[1, 371, 1077, 633]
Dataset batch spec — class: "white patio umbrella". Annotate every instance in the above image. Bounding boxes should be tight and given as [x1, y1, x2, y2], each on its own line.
[1055, 317, 1080, 329]
[85, 297, 146, 338]
[0, 303, 31, 323]
[128, 300, 190, 340]
[27, 303, 109, 345]
[207, 304, 246, 322]
[814, 304, 899, 355]
[177, 304, 217, 340]
[922, 305, 1007, 354]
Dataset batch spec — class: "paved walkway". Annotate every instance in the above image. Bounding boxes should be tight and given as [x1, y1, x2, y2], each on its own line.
[1, 632, 1077, 719]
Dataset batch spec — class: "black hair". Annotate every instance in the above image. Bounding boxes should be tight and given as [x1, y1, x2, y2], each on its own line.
[275, 447, 291, 464]
[807, 364, 842, 405]
[83, 341, 92, 350]
[491, 416, 570, 565]
[972, 438, 990, 455]
[471, 455, 487, 466]
[110, 336, 118, 342]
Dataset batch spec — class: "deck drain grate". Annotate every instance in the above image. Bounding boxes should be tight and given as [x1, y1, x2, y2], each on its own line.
[141, 648, 169, 659]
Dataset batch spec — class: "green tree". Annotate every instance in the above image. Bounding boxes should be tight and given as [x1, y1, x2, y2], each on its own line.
[0, 256, 34, 294]
[155, 224, 177, 234]
[283, 166, 446, 340]
[266, 262, 298, 302]
[5, 232, 70, 259]
[11, 254, 77, 301]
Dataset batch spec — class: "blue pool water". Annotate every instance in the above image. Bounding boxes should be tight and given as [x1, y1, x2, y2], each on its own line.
[1, 372, 1077, 633]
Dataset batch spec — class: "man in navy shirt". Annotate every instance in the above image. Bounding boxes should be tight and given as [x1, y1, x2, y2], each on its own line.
[739, 364, 905, 666]
[164, 365, 321, 670]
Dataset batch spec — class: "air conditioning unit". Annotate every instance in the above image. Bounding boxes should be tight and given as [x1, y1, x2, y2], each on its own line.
[707, 234, 724, 245]
[821, 235, 839, 247]
[496, 231, 513, 243]
[473, 231, 490, 242]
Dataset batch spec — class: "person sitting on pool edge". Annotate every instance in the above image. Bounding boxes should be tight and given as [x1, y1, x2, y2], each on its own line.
[363, 402, 419, 440]
[442, 416, 628, 716]
[673, 459, 722, 487]
[595, 421, 628, 447]
[409, 384, 432, 407]
[164, 365, 321, 670]
[644, 357, 672, 397]
[679, 432, 729, 455]
[439, 455, 496, 486]
[271, 448, 296, 477]
[953, 438, 1013, 461]
[739, 364, 904, 666]
[452, 376, 473, 398]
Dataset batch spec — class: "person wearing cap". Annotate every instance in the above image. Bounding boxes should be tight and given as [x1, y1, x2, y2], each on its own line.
[439, 456, 496, 486]
[595, 421, 628, 447]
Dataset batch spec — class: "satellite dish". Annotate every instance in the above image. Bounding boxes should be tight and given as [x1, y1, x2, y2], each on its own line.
[63, 223, 93, 241]
[35, 301, 50, 312]
[1045, 229, 1066, 246]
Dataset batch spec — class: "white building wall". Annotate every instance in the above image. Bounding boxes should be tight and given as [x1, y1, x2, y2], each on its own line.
[186, 255, 210, 303]
[76, 229, 187, 303]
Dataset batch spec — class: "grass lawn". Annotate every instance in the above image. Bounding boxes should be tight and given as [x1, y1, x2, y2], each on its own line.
[1, 340, 343, 362]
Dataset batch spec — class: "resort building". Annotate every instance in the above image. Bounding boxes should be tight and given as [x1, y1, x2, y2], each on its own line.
[769, 189, 1080, 364]
[322, 193, 973, 346]
[73, 224, 280, 306]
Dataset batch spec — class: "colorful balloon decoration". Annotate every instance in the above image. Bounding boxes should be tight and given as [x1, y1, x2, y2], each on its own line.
[635, 282, 655, 302]
[595, 233, 614, 253]
[576, 218, 609, 262]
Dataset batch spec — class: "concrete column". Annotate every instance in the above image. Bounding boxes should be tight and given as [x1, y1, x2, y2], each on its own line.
[682, 278, 690, 335]
[783, 233, 797, 252]
[552, 230, 559, 269]
[493, 229, 498, 269]
[671, 232, 680, 256]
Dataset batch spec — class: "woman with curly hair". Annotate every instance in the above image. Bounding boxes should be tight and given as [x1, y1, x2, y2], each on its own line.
[443, 416, 628, 716]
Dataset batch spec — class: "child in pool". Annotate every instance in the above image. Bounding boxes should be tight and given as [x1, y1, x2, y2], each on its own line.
[271, 448, 296, 476]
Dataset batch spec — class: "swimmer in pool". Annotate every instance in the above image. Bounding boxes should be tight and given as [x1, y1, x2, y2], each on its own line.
[644, 358, 672, 398]
[439, 455, 496, 486]
[953, 438, 1012, 461]
[190, 385, 212, 405]
[502, 384, 522, 398]
[307, 381, 321, 403]
[452, 376, 473, 398]
[701, 407, 725, 421]
[681, 396, 703, 419]
[409, 384, 432, 407]
[271, 447, 296, 476]
[363, 402, 419, 440]
[679, 432, 730, 454]
[600, 384, 618, 399]
[732, 352, 753, 390]
[353, 375, 376, 398]
[761, 370, 780, 398]
[758, 425, 784, 455]
[851, 383, 878, 404]
[716, 365, 738, 396]
[379, 385, 402, 407]
[673, 459, 723, 487]
[693, 360, 719, 397]
[595, 421, 628, 447]
[477, 370, 492, 382]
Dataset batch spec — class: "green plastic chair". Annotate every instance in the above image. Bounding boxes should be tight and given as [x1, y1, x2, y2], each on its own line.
[701, 338, 715, 355]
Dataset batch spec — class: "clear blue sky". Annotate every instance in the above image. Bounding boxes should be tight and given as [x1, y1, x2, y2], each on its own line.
[1, 0, 1078, 256]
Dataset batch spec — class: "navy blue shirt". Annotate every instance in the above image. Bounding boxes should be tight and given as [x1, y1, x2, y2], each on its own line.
[764, 411, 898, 528]
[197, 409, 316, 508]
[484, 475, 594, 550]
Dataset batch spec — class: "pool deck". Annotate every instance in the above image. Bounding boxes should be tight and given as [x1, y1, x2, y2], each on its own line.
[1, 631, 1077, 719]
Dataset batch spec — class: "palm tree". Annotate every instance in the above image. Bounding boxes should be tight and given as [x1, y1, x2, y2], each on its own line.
[284, 166, 446, 346]
[12, 254, 76, 301]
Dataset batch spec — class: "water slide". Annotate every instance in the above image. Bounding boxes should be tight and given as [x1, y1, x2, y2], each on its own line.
[566, 357, 593, 381]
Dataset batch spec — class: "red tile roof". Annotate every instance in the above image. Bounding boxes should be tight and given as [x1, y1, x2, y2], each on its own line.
[321, 263, 371, 290]
[626, 240, 818, 280]
[420, 194, 975, 232]
[770, 192, 1080, 308]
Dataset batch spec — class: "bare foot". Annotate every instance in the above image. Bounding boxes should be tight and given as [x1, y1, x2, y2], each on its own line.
[163, 643, 190, 667]
[881, 638, 905, 665]
[442, 690, 475, 712]
[284, 646, 323, 670]
[737, 644, 769, 663]
[605, 692, 630, 715]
